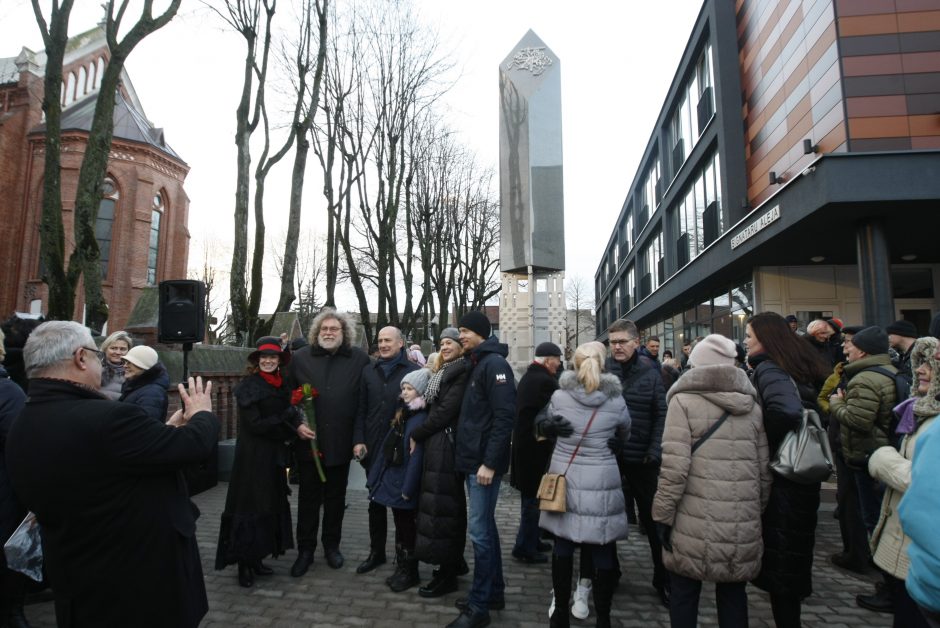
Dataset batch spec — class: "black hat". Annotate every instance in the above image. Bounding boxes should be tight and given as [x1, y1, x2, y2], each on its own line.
[458, 311, 491, 340]
[535, 342, 562, 358]
[851, 326, 889, 355]
[785, 315, 798, 323]
[886, 320, 918, 339]
[842, 325, 865, 336]
[248, 336, 290, 365]
[290, 337, 308, 352]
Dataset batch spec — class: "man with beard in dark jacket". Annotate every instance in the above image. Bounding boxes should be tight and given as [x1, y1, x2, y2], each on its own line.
[352, 326, 418, 574]
[448, 311, 516, 628]
[605, 318, 669, 606]
[286, 309, 370, 577]
[510, 341, 561, 564]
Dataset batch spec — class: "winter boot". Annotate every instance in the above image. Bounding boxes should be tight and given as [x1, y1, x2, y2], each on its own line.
[592, 568, 617, 628]
[388, 548, 420, 592]
[419, 563, 458, 598]
[385, 544, 405, 587]
[550, 554, 573, 628]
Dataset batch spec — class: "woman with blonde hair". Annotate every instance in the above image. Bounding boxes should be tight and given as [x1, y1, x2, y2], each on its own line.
[99, 330, 133, 400]
[539, 342, 631, 628]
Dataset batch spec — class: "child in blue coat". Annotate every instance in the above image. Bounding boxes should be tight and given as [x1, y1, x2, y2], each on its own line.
[367, 367, 429, 592]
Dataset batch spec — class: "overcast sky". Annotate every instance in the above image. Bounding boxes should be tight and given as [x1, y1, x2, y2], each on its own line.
[1, 0, 703, 313]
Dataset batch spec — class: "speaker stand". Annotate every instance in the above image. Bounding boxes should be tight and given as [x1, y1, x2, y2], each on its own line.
[182, 342, 193, 383]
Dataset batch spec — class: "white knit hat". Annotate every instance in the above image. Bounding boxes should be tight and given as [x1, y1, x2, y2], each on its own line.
[123, 345, 158, 370]
[688, 334, 737, 367]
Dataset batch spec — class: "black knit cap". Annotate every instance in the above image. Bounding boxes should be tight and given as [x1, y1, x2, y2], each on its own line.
[458, 310, 491, 340]
[535, 342, 562, 357]
[851, 326, 889, 355]
[886, 320, 918, 339]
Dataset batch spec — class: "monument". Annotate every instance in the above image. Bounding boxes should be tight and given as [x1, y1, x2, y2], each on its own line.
[498, 30, 567, 368]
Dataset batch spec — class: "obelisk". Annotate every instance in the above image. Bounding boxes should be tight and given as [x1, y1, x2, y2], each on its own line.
[498, 30, 566, 370]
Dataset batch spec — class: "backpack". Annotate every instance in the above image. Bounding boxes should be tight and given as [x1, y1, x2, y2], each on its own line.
[862, 365, 912, 448]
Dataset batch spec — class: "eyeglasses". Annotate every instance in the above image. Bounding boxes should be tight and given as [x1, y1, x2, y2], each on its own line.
[609, 338, 637, 347]
[79, 346, 105, 359]
[320, 326, 342, 333]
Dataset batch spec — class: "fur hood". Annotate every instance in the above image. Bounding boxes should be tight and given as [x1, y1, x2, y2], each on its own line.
[911, 337, 940, 418]
[557, 370, 622, 407]
[667, 364, 758, 416]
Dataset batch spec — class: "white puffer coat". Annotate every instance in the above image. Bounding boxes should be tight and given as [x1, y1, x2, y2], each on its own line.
[652, 364, 772, 582]
[538, 371, 631, 545]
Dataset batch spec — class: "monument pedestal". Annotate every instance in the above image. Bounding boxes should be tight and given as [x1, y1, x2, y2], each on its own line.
[499, 270, 566, 372]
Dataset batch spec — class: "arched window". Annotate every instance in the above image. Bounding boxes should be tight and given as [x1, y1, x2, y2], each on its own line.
[87, 61, 96, 92]
[147, 192, 164, 285]
[96, 177, 119, 278]
[95, 57, 105, 90]
[64, 72, 76, 106]
[77, 66, 86, 98]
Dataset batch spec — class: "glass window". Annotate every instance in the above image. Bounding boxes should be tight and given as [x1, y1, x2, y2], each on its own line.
[95, 178, 119, 278]
[148, 193, 164, 285]
[644, 230, 664, 291]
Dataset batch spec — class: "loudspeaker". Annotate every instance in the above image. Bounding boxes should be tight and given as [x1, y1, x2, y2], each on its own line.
[158, 280, 206, 344]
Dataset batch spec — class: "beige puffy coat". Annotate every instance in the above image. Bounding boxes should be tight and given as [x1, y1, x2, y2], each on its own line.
[652, 364, 772, 582]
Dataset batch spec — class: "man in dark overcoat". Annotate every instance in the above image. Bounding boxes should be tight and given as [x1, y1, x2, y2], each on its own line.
[286, 309, 370, 576]
[5, 321, 219, 628]
[510, 341, 561, 564]
[352, 326, 418, 574]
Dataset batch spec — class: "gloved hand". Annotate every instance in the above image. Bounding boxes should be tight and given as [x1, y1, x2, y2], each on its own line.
[539, 415, 574, 438]
[607, 437, 624, 457]
[655, 522, 673, 552]
[642, 454, 661, 467]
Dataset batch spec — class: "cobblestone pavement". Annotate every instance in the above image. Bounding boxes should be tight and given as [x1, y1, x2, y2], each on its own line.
[24, 471, 891, 627]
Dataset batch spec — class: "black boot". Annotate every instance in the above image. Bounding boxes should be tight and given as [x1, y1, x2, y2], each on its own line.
[420, 563, 459, 598]
[252, 560, 274, 576]
[550, 554, 573, 628]
[385, 544, 404, 587]
[237, 562, 254, 588]
[388, 548, 420, 592]
[357, 550, 387, 574]
[593, 569, 616, 628]
[290, 549, 314, 577]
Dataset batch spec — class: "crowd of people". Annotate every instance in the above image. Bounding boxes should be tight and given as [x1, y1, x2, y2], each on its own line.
[1, 309, 940, 628]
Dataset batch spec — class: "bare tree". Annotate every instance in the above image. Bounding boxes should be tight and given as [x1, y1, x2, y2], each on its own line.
[33, 0, 181, 329]
[270, 229, 325, 333]
[189, 237, 235, 344]
[565, 274, 596, 355]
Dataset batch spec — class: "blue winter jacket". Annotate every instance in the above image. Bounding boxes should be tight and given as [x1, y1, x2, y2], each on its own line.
[119, 362, 170, 423]
[367, 401, 426, 510]
[455, 337, 516, 475]
[899, 418, 940, 613]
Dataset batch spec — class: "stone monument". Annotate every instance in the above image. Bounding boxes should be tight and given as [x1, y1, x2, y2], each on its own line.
[498, 30, 567, 369]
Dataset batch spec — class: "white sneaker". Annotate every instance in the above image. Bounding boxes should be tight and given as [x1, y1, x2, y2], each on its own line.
[571, 578, 592, 619]
[548, 589, 555, 618]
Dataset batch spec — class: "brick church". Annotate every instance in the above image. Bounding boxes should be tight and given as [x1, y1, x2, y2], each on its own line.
[0, 24, 190, 331]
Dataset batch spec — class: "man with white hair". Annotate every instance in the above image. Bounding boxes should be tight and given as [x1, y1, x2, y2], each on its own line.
[5, 321, 219, 628]
[805, 319, 837, 368]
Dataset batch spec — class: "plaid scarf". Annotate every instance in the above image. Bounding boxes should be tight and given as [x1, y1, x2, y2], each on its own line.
[425, 358, 459, 404]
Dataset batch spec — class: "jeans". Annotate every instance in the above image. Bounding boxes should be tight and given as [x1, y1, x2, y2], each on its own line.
[833, 448, 871, 567]
[296, 461, 350, 551]
[466, 474, 504, 613]
[513, 495, 540, 556]
[669, 571, 747, 628]
[853, 466, 885, 536]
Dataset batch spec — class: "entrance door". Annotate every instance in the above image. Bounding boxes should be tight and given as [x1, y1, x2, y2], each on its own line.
[894, 299, 935, 336]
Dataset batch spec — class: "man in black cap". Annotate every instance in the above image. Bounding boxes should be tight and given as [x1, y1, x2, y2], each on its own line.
[509, 341, 562, 565]
[886, 319, 918, 380]
[785, 314, 803, 335]
[448, 310, 516, 628]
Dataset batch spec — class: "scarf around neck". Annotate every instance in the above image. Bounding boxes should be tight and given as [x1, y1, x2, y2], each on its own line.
[425, 358, 459, 404]
[259, 370, 282, 388]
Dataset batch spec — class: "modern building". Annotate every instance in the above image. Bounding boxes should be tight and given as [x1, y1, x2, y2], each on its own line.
[594, 0, 940, 352]
[0, 25, 190, 330]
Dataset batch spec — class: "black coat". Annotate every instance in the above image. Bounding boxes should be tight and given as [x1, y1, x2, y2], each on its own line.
[414, 360, 469, 565]
[606, 354, 667, 464]
[0, 367, 26, 542]
[353, 350, 418, 471]
[5, 378, 218, 628]
[215, 373, 296, 569]
[455, 337, 516, 475]
[510, 362, 557, 497]
[286, 343, 370, 467]
[749, 354, 821, 599]
[119, 362, 170, 423]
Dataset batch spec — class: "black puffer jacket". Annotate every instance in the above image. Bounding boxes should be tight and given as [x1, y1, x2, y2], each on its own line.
[119, 362, 170, 423]
[605, 354, 667, 464]
[286, 343, 371, 467]
[749, 353, 821, 600]
[353, 350, 418, 471]
[510, 362, 557, 497]
[455, 338, 516, 475]
[414, 360, 469, 565]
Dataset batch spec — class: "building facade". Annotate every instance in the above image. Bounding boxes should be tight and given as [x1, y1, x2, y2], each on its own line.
[0, 26, 190, 331]
[595, 0, 940, 352]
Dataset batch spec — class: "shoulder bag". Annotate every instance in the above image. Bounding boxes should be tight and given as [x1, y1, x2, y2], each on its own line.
[769, 378, 834, 483]
[537, 408, 599, 512]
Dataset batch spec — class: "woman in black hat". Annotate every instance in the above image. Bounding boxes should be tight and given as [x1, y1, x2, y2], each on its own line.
[215, 337, 302, 587]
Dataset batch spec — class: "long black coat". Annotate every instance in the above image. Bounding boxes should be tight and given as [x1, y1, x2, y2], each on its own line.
[748, 353, 821, 599]
[5, 378, 218, 628]
[353, 350, 418, 471]
[286, 343, 370, 467]
[510, 362, 557, 498]
[215, 373, 296, 568]
[0, 367, 26, 542]
[119, 362, 169, 423]
[606, 354, 667, 464]
[413, 361, 469, 565]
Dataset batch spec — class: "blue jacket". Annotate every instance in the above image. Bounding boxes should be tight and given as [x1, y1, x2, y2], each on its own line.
[367, 402, 426, 510]
[119, 362, 170, 423]
[899, 418, 940, 613]
[456, 336, 516, 475]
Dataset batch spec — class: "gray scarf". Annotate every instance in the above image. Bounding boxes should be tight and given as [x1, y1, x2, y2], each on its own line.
[425, 358, 459, 404]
